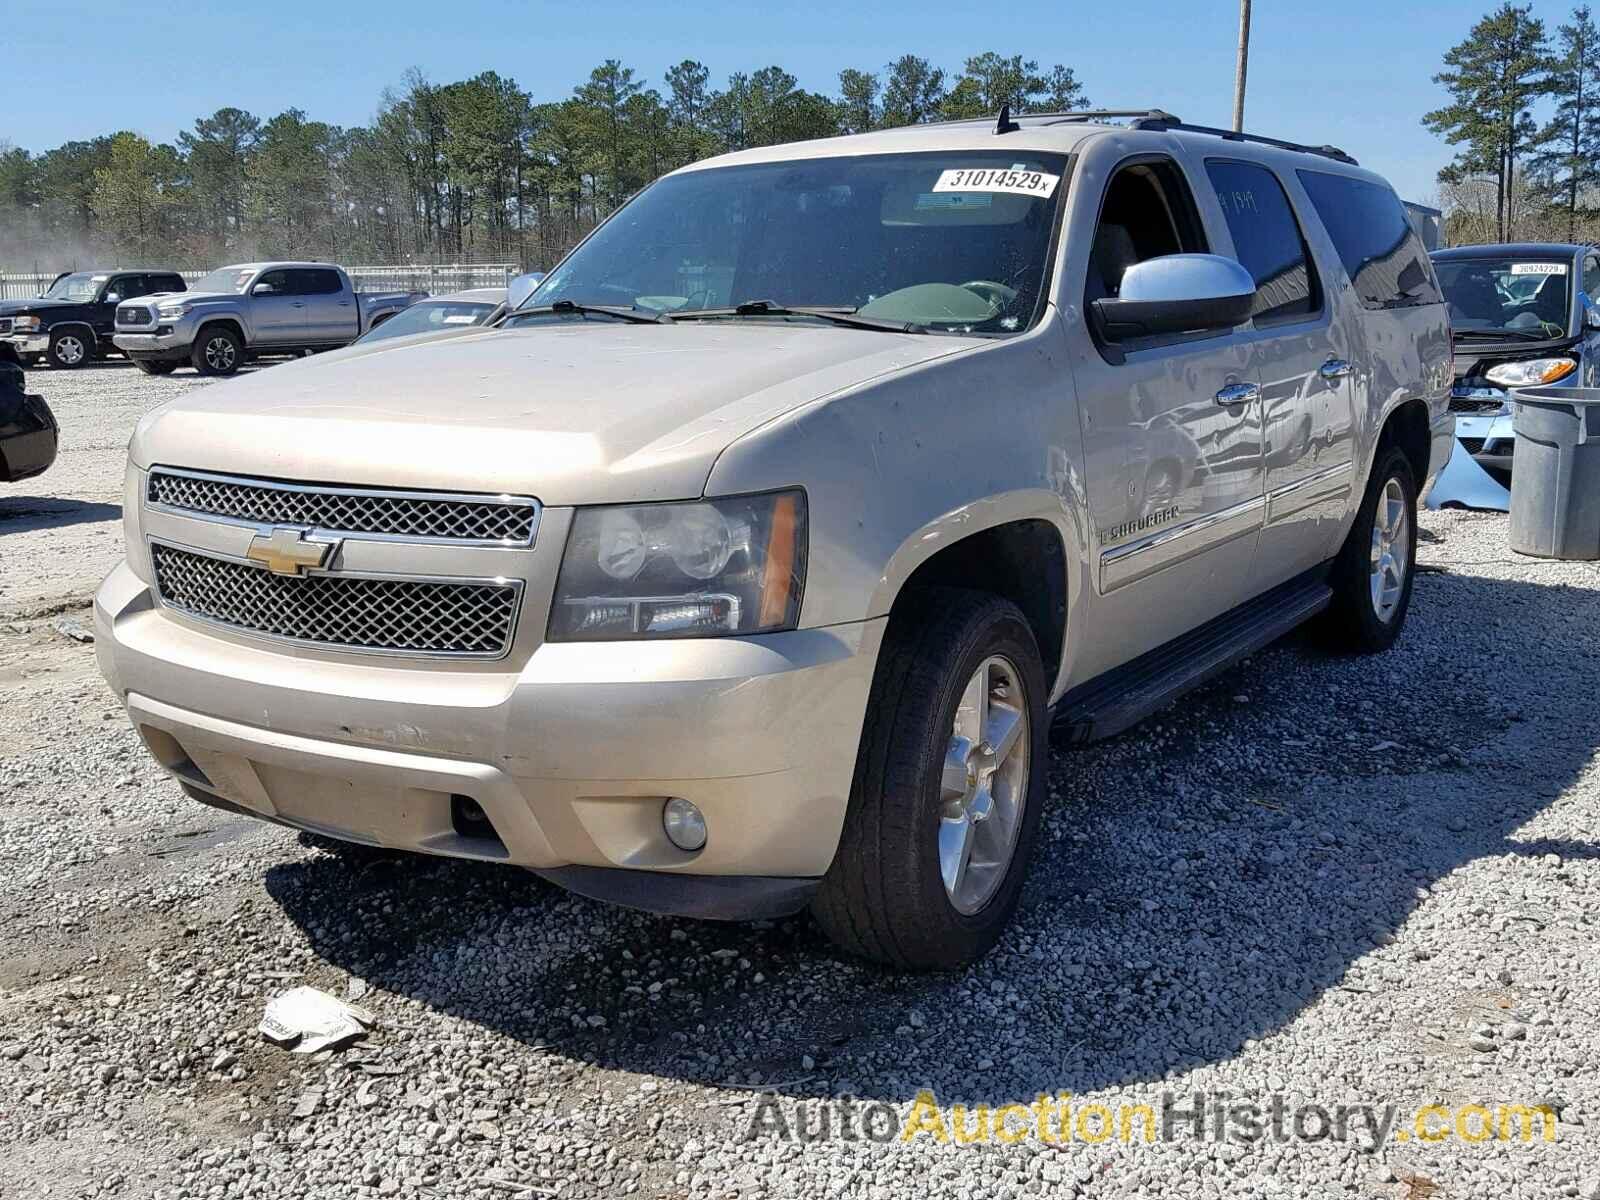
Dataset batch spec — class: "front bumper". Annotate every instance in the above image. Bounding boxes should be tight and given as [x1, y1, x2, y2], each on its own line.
[113, 330, 189, 361]
[5, 333, 48, 356]
[95, 561, 883, 915]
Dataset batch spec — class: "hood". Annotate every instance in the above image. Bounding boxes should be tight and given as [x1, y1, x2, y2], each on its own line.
[131, 322, 979, 505]
[0, 296, 84, 315]
[127, 290, 230, 310]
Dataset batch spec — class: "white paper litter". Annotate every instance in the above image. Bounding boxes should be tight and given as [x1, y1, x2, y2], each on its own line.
[259, 986, 376, 1054]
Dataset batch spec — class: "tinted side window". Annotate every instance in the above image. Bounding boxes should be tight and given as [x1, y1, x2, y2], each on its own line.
[1297, 170, 1442, 309]
[108, 275, 144, 300]
[1205, 160, 1317, 323]
[255, 269, 292, 294]
[295, 268, 343, 295]
[152, 274, 185, 294]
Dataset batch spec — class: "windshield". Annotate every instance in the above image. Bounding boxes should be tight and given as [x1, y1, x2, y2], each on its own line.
[1435, 256, 1574, 338]
[189, 266, 257, 295]
[357, 299, 501, 344]
[44, 273, 104, 302]
[520, 150, 1068, 335]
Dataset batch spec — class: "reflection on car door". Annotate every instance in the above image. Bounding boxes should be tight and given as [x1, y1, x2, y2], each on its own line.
[1203, 159, 1355, 588]
[1063, 153, 1266, 680]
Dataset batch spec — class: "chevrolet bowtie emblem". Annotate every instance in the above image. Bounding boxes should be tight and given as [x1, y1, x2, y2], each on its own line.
[245, 527, 338, 576]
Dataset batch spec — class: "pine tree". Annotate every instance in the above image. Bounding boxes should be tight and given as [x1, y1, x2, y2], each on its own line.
[1424, 3, 1554, 242]
[1530, 5, 1600, 239]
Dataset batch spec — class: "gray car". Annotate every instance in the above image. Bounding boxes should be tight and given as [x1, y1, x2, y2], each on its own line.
[96, 109, 1453, 969]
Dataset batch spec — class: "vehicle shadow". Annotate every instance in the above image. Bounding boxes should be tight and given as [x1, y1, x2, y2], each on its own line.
[0, 498, 121, 532]
[263, 560, 1599, 1106]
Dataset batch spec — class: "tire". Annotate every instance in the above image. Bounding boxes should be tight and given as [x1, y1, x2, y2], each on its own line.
[192, 327, 242, 376]
[812, 587, 1048, 970]
[1322, 444, 1418, 652]
[48, 329, 91, 369]
[133, 358, 178, 376]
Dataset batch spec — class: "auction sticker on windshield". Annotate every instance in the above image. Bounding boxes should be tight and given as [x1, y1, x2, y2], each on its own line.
[932, 168, 1060, 198]
[1511, 262, 1567, 275]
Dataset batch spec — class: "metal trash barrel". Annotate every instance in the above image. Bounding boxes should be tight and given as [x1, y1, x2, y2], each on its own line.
[1507, 386, 1600, 560]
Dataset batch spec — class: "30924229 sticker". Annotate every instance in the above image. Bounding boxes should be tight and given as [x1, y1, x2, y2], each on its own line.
[1510, 262, 1567, 275]
[932, 167, 1061, 199]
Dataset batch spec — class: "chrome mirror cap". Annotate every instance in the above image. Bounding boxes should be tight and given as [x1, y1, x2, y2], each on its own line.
[1118, 254, 1256, 304]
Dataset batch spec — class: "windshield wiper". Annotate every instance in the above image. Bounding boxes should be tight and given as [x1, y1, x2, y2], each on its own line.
[518, 299, 672, 325]
[1454, 328, 1557, 342]
[675, 299, 925, 334]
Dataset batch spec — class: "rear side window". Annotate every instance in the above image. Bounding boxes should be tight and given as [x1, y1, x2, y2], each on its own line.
[1205, 159, 1317, 323]
[294, 268, 343, 295]
[1296, 170, 1442, 309]
[153, 274, 185, 293]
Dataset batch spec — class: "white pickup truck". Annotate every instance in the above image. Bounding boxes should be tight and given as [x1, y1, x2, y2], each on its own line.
[112, 262, 422, 376]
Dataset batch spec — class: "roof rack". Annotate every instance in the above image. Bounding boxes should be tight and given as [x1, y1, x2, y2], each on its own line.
[983, 106, 1359, 166]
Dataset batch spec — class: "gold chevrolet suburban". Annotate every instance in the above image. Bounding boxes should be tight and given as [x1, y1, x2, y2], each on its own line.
[97, 109, 1454, 968]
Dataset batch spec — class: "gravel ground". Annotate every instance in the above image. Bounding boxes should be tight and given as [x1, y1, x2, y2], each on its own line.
[2, 362, 1598, 1199]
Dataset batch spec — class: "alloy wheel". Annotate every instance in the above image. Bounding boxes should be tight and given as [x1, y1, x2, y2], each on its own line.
[55, 336, 85, 366]
[1368, 477, 1409, 623]
[205, 337, 236, 371]
[939, 654, 1030, 915]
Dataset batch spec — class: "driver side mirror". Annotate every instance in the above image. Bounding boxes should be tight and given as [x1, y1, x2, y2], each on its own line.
[104, 293, 120, 305]
[507, 272, 546, 310]
[254, 282, 277, 296]
[1092, 254, 1256, 341]
[1586, 305, 1600, 332]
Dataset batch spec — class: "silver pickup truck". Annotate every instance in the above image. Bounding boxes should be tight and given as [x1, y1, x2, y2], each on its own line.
[112, 262, 420, 376]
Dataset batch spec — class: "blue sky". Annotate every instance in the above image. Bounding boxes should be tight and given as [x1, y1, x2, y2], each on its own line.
[2, 0, 1520, 203]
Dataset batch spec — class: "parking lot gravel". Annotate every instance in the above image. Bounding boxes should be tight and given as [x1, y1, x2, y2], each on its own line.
[2, 360, 1598, 1199]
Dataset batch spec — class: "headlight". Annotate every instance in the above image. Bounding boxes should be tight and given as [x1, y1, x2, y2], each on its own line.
[156, 304, 187, 320]
[550, 490, 807, 640]
[10, 316, 41, 333]
[1485, 357, 1577, 387]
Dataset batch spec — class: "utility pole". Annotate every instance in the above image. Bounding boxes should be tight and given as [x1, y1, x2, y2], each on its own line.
[1233, 0, 1252, 132]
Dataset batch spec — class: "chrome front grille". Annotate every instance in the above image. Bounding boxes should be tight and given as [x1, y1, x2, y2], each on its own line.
[147, 468, 539, 545]
[0, 318, 12, 334]
[150, 542, 520, 657]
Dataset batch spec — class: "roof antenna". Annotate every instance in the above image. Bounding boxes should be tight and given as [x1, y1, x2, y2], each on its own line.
[995, 103, 1020, 135]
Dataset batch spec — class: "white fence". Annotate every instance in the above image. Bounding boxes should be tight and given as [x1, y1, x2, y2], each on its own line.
[0, 263, 519, 301]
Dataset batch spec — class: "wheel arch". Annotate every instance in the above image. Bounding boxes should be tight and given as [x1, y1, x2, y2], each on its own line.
[194, 317, 246, 346]
[49, 321, 97, 348]
[879, 502, 1074, 693]
[1376, 394, 1430, 487]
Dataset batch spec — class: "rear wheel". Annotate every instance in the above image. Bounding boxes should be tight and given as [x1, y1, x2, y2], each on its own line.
[1322, 444, 1417, 652]
[192, 327, 242, 376]
[133, 358, 178, 376]
[812, 588, 1048, 970]
[48, 330, 90, 369]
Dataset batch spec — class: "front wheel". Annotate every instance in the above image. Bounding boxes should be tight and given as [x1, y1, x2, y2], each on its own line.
[812, 588, 1048, 970]
[1322, 444, 1418, 652]
[48, 330, 90, 369]
[192, 328, 242, 376]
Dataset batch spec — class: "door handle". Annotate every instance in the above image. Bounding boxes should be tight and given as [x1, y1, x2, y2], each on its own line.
[291, 301, 306, 308]
[1319, 358, 1352, 380]
[1214, 382, 1260, 406]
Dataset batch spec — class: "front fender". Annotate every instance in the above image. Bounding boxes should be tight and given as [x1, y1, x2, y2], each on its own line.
[703, 319, 1091, 688]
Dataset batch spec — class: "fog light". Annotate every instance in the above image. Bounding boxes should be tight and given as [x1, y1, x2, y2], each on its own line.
[662, 797, 707, 851]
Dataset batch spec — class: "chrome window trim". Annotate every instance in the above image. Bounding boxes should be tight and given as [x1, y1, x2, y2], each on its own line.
[146, 535, 525, 661]
[146, 466, 541, 547]
[1100, 494, 1265, 593]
